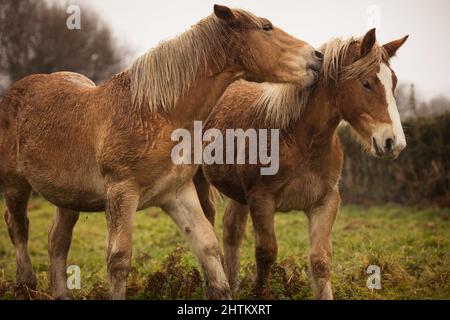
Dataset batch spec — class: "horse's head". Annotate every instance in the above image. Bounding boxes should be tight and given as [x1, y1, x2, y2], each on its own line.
[336, 29, 409, 159]
[213, 4, 322, 88]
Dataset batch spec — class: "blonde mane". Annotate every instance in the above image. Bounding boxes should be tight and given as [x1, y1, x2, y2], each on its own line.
[253, 36, 388, 129]
[254, 83, 311, 129]
[128, 11, 261, 113]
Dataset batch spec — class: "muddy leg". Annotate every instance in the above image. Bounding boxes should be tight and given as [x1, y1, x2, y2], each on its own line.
[48, 207, 79, 299]
[163, 182, 230, 299]
[193, 168, 216, 226]
[105, 180, 139, 300]
[248, 195, 277, 296]
[306, 189, 340, 300]
[223, 199, 249, 295]
[3, 184, 36, 289]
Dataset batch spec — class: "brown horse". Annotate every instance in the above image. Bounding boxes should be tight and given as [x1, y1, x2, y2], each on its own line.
[198, 29, 408, 299]
[0, 5, 322, 299]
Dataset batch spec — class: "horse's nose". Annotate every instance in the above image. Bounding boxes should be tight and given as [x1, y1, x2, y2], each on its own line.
[314, 50, 324, 61]
[384, 138, 395, 154]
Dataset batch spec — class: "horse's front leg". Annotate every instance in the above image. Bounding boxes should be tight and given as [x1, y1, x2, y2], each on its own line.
[162, 181, 230, 300]
[223, 199, 249, 296]
[248, 193, 277, 296]
[48, 207, 79, 299]
[306, 189, 340, 300]
[105, 180, 139, 300]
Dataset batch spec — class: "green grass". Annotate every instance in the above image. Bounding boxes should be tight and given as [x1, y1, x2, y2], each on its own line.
[0, 197, 449, 300]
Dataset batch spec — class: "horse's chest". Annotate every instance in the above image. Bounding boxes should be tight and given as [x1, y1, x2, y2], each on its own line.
[275, 171, 335, 212]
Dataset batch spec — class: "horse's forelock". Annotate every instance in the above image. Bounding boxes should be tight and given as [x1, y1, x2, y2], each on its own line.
[321, 37, 389, 83]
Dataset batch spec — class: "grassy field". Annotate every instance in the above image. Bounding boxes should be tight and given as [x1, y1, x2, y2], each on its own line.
[0, 197, 449, 300]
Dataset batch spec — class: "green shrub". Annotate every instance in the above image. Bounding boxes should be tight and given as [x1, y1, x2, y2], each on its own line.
[339, 113, 450, 207]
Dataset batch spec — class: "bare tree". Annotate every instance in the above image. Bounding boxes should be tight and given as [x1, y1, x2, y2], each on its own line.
[408, 84, 417, 115]
[396, 83, 409, 117]
[0, 0, 128, 93]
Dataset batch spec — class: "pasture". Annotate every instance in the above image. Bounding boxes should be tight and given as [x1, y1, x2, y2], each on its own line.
[0, 197, 449, 300]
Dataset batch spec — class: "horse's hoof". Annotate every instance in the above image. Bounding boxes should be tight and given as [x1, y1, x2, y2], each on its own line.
[53, 294, 73, 300]
[17, 273, 37, 290]
[205, 285, 231, 300]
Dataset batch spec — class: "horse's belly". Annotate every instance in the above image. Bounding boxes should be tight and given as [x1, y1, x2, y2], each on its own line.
[39, 188, 106, 212]
[22, 158, 106, 212]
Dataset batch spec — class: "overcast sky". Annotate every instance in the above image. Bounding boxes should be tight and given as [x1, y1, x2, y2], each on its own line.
[82, 0, 449, 100]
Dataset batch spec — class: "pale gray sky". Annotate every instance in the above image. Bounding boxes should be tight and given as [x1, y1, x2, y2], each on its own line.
[83, 0, 449, 100]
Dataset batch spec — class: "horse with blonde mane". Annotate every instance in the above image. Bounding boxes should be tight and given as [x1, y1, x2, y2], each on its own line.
[0, 4, 322, 299]
[197, 29, 409, 299]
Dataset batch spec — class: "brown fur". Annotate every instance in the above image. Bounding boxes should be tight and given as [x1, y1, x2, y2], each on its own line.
[0, 5, 321, 300]
[200, 30, 408, 299]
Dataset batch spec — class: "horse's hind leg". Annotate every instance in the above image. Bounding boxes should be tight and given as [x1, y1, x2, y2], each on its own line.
[3, 182, 36, 289]
[193, 168, 216, 226]
[48, 207, 79, 299]
[223, 199, 249, 296]
[163, 181, 230, 299]
[306, 189, 340, 300]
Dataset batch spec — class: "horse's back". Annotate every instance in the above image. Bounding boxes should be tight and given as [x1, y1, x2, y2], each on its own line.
[206, 80, 264, 130]
[8, 72, 96, 107]
[0, 72, 97, 130]
[49, 72, 96, 87]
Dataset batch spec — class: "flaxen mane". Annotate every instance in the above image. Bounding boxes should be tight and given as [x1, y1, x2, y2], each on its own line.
[254, 83, 311, 129]
[128, 11, 262, 113]
[254, 36, 388, 129]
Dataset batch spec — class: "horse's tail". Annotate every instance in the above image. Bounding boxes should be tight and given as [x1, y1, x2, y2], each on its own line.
[208, 184, 223, 209]
[0, 89, 12, 142]
[0, 80, 28, 177]
[194, 167, 222, 226]
[0, 91, 13, 194]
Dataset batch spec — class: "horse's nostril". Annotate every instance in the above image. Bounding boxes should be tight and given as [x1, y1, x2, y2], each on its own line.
[385, 138, 395, 153]
[314, 50, 324, 61]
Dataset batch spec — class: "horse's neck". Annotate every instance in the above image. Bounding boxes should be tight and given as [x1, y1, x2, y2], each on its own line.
[291, 82, 342, 148]
[169, 67, 243, 126]
[155, 24, 241, 126]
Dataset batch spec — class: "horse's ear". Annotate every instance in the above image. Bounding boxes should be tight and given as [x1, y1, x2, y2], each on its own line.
[383, 35, 409, 58]
[214, 4, 235, 22]
[360, 28, 377, 58]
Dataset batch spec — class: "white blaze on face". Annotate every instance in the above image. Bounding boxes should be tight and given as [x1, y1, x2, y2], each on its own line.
[377, 63, 407, 149]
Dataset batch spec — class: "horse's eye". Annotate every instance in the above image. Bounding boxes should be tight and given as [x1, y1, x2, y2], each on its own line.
[362, 80, 371, 90]
[262, 24, 273, 32]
